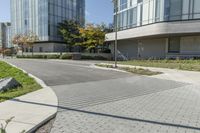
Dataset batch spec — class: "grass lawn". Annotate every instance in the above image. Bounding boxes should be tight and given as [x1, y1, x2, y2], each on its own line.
[96, 64, 162, 76]
[116, 60, 200, 72]
[0, 61, 41, 102]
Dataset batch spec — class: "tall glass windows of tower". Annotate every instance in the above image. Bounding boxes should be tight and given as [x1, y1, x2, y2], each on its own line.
[120, 0, 127, 10]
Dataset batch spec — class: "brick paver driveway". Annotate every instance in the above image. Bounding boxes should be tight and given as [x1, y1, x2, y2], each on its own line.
[6, 59, 200, 133]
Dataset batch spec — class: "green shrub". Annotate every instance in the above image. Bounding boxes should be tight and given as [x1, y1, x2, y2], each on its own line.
[32, 55, 46, 59]
[16, 55, 23, 58]
[16, 54, 108, 60]
[21, 54, 60, 59]
[17, 55, 44, 59]
[81, 55, 94, 60]
[81, 55, 107, 60]
[94, 56, 107, 60]
[60, 54, 72, 59]
[46, 54, 60, 59]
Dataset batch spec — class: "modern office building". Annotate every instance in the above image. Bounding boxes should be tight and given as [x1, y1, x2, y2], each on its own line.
[11, 0, 85, 52]
[0, 22, 12, 49]
[106, 0, 200, 59]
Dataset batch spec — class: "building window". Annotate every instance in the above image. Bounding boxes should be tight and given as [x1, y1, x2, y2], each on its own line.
[168, 37, 180, 53]
[169, 0, 182, 20]
[130, 0, 137, 7]
[114, 0, 200, 31]
[193, 0, 200, 19]
[128, 7, 137, 28]
[142, 0, 149, 25]
[120, 0, 127, 10]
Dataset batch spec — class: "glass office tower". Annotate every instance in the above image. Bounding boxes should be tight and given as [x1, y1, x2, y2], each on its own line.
[114, 0, 200, 31]
[11, 0, 85, 51]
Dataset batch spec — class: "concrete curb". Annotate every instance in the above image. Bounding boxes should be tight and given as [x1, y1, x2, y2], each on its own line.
[2, 60, 58, 133]
[90, 64, 129, 73]
[98, 63, 200, 85]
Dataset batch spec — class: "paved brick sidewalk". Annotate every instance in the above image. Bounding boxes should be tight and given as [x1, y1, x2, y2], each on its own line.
[50, 77, 200, 133]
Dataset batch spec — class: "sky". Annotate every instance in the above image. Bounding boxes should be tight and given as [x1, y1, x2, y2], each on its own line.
[0, 0, 113, 25]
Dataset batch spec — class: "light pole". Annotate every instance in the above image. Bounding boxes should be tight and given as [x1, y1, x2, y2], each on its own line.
[113, 0, 118, 68]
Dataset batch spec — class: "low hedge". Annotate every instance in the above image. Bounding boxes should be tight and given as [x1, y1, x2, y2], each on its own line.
[46, 54, 60, 59]
[81, 55, 107, 60]
[17, 54, 108, 60]
[17, 55, 47, 59]
[60, 54, 72, 59]
[93, 56, 107, 60]
[81, 55, 94, 60]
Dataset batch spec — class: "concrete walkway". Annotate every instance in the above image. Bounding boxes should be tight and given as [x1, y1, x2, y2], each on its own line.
[0, 60, 58, 133]
[97, 63, 200, 85]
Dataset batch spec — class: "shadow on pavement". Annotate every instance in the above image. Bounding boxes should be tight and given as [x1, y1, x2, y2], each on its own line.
[9, 98, 200, 131]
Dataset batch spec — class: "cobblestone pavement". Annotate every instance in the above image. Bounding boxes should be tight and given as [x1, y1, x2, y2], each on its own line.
[52, 76, 186, 109]
[51, 75, 200, 133]
[51, 84, 200, 133]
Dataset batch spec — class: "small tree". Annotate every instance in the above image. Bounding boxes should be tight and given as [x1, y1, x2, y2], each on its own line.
[79, 23, 106, 53]
[25, 32, 39, 56]
[58, 20, 81, 52]
[12, 34, 26, 56]
[12, 32, 39, 56]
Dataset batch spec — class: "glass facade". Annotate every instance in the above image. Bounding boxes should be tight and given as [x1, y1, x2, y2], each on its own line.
[11, 0, 85, 42]
[114, 0, 200, 31]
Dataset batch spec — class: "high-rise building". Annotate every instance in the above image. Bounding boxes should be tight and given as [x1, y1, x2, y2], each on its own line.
[11, 0, 85, 52]
[106, 0, 200, 59]
[0, 22, 12, 49]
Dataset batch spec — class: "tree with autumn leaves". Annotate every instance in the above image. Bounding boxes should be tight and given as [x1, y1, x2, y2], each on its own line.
[58, 20, 110, 52]
[12, 32, 39, 56]
[78, 24, 106, 52]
